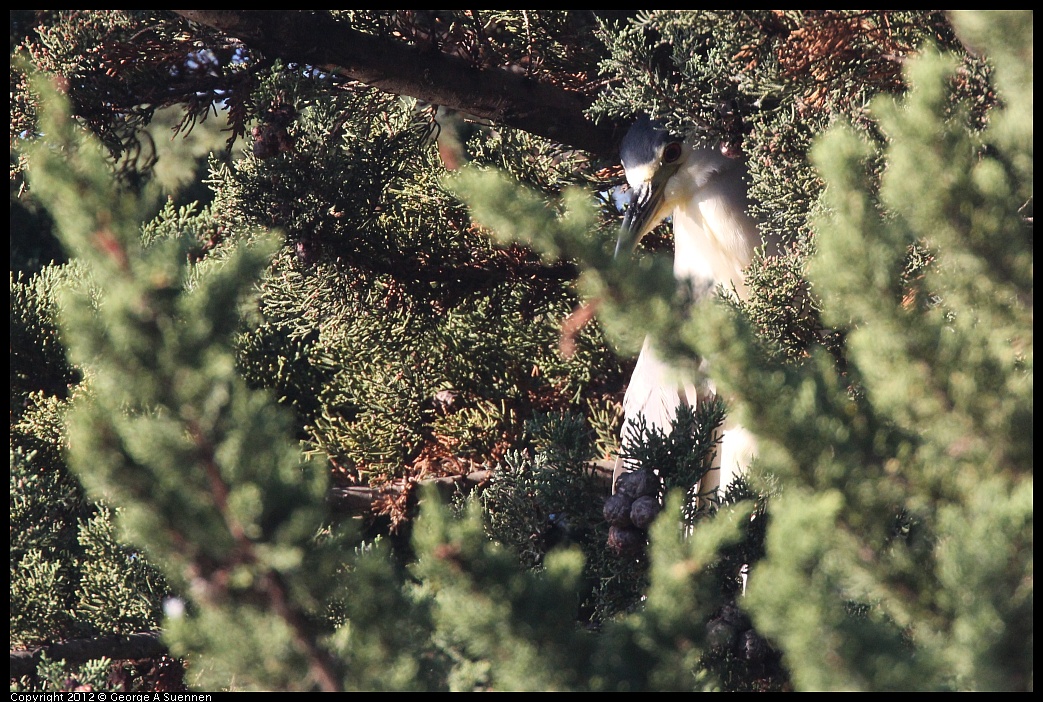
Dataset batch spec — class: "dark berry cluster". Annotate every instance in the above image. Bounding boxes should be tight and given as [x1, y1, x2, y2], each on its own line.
[603, 468, 663, 555]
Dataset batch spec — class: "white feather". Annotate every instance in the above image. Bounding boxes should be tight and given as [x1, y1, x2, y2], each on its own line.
[619, 143, 768, 504]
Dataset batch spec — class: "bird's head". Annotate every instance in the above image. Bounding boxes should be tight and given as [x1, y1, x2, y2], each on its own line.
[615, 115, 689, 258]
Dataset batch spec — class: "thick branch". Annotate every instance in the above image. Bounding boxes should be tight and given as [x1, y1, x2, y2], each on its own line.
[328, 463, 616, 514]
[10, 632, 166, 680]
[329, 469, 493, 513]
[172, 10, 623, 156]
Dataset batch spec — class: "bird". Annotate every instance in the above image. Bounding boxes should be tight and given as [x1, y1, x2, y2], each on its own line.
[614, 114, 770, 506]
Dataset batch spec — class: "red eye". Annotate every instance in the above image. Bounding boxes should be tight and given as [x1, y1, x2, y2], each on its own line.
[663, 142, 683, 163]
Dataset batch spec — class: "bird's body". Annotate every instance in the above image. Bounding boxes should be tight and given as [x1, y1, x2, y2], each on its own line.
[663, 148, 761, 296]
[616, 116, 768, 503]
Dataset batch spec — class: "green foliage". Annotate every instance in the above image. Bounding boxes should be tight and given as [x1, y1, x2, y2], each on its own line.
[411, 493, 591, 691]
[12, 654, 113, 693]
[325, 540, 450, 692]
[9, 9, 1031, 694]
[477, 413, 646, 623]
[11, 436, 169, 648]
[704, 12, 1031, 692]
[11, 269, 169, 650]
[194, 65, 628, 482]
[22, 82, 339, 691]
[10, 265, 82, 407]
[459, 11, 1031, 691]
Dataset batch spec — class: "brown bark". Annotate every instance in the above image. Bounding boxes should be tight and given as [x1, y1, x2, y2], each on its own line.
[172, 10, 623, 157]
[10, 632, 166, 680]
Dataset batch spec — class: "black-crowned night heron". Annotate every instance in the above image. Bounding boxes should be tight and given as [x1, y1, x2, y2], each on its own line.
[615, 115, 771, 504]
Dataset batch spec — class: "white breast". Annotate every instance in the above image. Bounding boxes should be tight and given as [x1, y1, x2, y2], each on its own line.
[664, 150, 759, 299]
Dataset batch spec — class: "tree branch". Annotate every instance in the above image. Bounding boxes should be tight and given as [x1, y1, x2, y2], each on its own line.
[171, 10, 623, 157]
[10, 632, 166, 680]
[328, 462, 616, 514]
[329, 469, 493, 514]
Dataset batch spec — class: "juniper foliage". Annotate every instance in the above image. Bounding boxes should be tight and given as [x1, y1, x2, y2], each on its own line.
[9, 10, 1031, 692]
